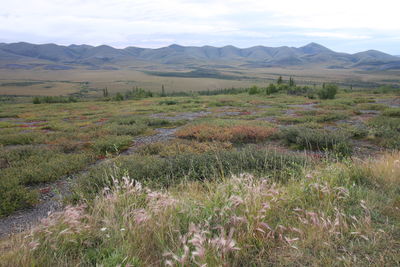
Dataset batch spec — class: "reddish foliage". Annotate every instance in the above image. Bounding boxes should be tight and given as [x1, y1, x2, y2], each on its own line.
[39, 187, 52, 194]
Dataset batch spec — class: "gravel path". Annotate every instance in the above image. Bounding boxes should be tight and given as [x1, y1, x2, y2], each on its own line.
[0, 180, 68, 237]
[0, 128, 179, 237]
[122, 127, 179, 154]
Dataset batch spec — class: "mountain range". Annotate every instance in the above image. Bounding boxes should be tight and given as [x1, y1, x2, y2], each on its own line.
[1, 42, 400, 71]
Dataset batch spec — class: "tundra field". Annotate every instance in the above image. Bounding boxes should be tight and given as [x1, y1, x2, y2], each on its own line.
[0, 82, 399, 266]
[1, 64, 400, 98]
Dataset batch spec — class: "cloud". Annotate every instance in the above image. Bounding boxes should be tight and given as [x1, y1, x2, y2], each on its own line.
[303, 32, 371, 40]
[0, 0, 399, 53]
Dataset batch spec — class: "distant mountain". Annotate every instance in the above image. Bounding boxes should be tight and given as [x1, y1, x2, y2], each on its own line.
[1, 42, 400, 71]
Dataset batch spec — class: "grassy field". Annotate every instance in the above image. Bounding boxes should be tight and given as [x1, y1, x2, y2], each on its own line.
[1, 65, 400, 97]
[0, 86, 399, 265]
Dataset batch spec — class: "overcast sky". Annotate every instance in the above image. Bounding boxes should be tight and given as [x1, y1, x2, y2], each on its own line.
[1, 0, 399, 54]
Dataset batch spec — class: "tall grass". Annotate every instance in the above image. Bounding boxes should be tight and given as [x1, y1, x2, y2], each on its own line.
[2, 152, 399, 266]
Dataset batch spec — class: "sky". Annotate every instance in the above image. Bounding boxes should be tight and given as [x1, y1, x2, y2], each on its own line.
[0, 0, 399, 54]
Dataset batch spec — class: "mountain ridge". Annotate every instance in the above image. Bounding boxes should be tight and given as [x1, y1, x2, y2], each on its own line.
[1, 42, 400, 71]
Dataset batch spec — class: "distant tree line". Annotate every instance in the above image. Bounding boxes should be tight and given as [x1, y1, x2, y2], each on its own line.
[36, 76, 398, 104]
[247, 76, 338, 99]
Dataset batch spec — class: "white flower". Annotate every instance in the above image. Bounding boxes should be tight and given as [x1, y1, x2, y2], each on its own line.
[100, 227, 107, 232]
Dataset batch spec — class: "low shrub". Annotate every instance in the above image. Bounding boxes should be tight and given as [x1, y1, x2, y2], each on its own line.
[1, 148, 92, 185]
[74, 146, 308, 198]
[92, 135, 132, 155]
[176, 124, 277, 143]
[280, 126, 352, 156]
[0, 131, 43, 146]
[32, 96, 78, 104]
[369, 116, 400, 149]
[0, 146, 92, 216]
[109, 123, 149, 136]
[137, 140, 232, 157]
[0, 178, 37, 217]
[112, 116, 172, 127]
[346, 125, 369, 139]
[382, 108, 400, 117]
[159, 100, 178, 105]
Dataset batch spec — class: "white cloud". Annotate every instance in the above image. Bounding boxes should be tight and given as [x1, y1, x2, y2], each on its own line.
[303, 32, 371, 40]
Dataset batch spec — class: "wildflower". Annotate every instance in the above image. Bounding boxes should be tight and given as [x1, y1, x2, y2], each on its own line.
[230, 216, 248, 226]
[284, 236, 299, 246]
[228, 195, 244, 207]
[100, 227, 107, 232]
[210, 228, 240, 256]
[28, 240, 40, 251]
[133, 209, 149, 224]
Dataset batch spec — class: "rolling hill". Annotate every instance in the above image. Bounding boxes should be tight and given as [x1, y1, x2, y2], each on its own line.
[0, 42, 400, 71]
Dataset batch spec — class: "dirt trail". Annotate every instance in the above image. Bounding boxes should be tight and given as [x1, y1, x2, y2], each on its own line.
[0, 111, 209, 237]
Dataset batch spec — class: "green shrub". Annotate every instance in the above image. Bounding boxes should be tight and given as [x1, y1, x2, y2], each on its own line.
[0, 178, 37, 217]
[159, 100, 178, 105]
[0, 131, 43, 145]
[92, 135, 132, 155]
[109, 123, 149, 136]
[369, 116, 400, 149]
[0, 147, 92, 185]
[112, 116, 172, 127]
[280, 126, 352, 156]
[286, 86, 314, 96]
[32, 97, 41, 104]
[317, 84, 338, 99]
[248, 86, 260, 95]
[382, 108, 400, 117]
[114, 93, 124, 101]
[347, 125, 369, 139]
[32, 96, 78, 104]
[0, 146, 91, 216]
[265, 84, 279, 95]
